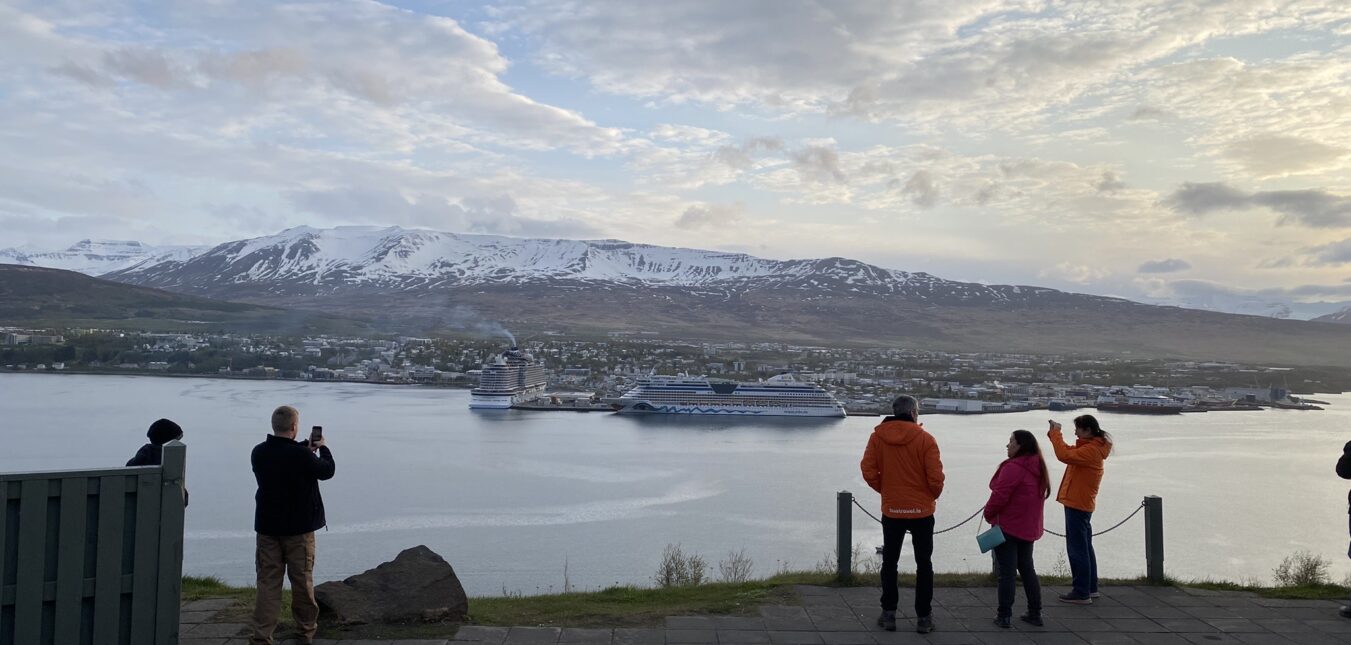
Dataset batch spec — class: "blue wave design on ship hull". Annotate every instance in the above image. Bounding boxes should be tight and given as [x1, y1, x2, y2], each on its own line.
[646, 406, 766, 414]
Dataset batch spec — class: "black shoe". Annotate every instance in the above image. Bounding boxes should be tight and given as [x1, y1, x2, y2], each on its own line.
[915, 615, 934, 634]
[877, 610, 896, 631]
[1340, 605, 1351, 619]
[1058, 592, 1092, 605]
[1020, 613, 1044, 627]
[993, 616, 1012, 629]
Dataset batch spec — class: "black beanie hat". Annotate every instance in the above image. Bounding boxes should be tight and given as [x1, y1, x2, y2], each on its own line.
[147, 418, 183, 445]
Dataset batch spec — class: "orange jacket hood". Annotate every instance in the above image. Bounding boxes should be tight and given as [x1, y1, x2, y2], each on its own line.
[873, 417, 929, 447]
[860, 418, 945, 518]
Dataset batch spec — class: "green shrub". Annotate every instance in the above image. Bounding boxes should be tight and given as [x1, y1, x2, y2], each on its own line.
[1272, 550, 1330, 587]
[655, 543, 707, 587]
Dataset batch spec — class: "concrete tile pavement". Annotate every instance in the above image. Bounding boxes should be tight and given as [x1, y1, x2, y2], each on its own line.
[181, 584, 1351, 644]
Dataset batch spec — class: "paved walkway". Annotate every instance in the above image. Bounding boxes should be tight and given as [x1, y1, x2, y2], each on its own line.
[180, 584, 1351, 645]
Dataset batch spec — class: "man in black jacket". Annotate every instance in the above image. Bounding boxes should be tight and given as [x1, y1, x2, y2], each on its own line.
[249, 405, 335, 645]
[1338, 441, 1351, 619]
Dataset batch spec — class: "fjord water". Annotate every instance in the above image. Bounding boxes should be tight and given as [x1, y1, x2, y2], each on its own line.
[4, 373, 1348, 595]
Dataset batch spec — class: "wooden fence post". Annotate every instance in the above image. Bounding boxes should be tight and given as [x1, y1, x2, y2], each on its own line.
[155, 440, 188, 645]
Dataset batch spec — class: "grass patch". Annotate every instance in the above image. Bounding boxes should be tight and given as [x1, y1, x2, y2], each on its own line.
[1184, 579, 1350, 601]
[182, 575, 250, 603]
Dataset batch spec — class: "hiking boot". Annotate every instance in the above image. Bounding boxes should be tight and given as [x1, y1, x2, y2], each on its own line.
[1020, 613, 1044, 627]
[1089, 591, 1101, 599]
[877, 610, 896, 631]
[1058, 592, 1092, 605]
[915, 615, 934, 634]
[993, 616, 1012, 629]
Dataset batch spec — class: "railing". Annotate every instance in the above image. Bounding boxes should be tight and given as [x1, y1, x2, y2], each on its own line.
[0, 441, 187, 645]
[836, 490, 1164, 584]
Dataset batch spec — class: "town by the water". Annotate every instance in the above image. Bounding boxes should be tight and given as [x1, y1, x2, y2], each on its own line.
[3, 326, 1337, 416]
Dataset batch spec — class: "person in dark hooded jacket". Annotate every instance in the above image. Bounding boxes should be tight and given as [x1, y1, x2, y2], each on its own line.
[126, 418, 183, 466]
[1338, 441, 1351, 619]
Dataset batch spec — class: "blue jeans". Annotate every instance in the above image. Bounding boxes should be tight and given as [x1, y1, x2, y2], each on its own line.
[1064, 507, 1098, 597]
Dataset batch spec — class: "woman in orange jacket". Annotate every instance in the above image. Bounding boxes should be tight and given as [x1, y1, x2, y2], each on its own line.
[1048, 415, 1112, 605]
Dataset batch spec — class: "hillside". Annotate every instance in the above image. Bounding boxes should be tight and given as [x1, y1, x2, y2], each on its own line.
[81, 225, 1351, 365]
[1313, 306, 1351, 324]
[0, 264, 371, 335]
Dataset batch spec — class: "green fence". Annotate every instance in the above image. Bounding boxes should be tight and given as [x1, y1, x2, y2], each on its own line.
[0, 441, 186, 645]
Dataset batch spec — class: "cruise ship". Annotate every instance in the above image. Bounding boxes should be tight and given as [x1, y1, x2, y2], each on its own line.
[614, 373, 847, 417]
[468, 347, 548, 409]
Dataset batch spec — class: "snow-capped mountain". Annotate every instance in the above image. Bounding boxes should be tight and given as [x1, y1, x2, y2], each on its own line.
[103, 225, 1102, 307]
[19, 225, 1351, 364]
[0, 239, 208, 276]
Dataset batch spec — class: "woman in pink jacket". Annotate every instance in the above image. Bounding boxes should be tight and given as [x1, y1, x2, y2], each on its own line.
[984, 429, 1050, 629]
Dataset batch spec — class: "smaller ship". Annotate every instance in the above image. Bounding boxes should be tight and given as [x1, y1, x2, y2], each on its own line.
[468, 347, 548, 409]
[1048, 399, 1081, 412]
[1094, 390, 1184, 414]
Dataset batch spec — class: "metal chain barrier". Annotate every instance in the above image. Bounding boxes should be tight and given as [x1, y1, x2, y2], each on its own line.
[852, 496, 1147, 539]
[851, 498, 982, 534]
[1043, 500, 1147, 538]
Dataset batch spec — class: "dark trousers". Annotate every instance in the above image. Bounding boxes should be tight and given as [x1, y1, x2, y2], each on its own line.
[880, 515, 935, 617]
[993, 536, 1042, 617]
[1064, 507, 1098, 597]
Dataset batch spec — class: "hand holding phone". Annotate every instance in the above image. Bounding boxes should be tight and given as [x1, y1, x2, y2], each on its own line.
[1048, 419, 1062, 431]
[309, 425, 324, 450]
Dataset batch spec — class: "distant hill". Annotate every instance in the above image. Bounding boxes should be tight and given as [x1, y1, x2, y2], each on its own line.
[78, 226, 1351, 366]
[1313, 306, 1351, 324]
[0, 239, 207, 275]
[0, 264, 371, 335]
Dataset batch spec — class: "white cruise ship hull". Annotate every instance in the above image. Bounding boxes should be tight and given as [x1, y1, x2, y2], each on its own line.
[617, 401, 845, 417]
[468, 393, 515, 409]
[469, 384, 546, 409]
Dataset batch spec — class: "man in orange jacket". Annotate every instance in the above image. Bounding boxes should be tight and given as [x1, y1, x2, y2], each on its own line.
[860, 395, 945, 634]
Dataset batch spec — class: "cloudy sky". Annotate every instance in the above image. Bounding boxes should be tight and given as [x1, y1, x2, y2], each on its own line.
[2, 1, 1350, 316]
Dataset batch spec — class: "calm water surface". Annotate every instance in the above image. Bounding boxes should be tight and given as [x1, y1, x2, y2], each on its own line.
[2, 373, 1348, 595]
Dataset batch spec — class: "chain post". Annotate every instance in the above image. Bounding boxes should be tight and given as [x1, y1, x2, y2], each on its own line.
[1144, 496, 1164, 584]
[837, 491, 852, 582]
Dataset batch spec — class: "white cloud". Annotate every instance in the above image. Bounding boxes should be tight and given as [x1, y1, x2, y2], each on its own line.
[1040, 262, 1113, 285]
[1138, 258, 1191, 274]
[675, 202, 744, 231]
[502, 1, 1351, 131]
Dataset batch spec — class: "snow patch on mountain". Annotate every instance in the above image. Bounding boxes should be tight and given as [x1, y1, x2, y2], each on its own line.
[103, 225, 1033, 302]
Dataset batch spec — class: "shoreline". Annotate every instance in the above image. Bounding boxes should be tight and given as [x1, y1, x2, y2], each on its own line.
[0, 367, 475, 390]
[2, 371, 1339, 415]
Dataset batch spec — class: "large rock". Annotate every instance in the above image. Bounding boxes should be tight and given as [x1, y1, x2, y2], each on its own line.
[315, 545, 469, 625]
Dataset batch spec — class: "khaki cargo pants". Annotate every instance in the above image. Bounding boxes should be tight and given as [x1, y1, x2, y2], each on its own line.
[249, 532, 318, 645]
